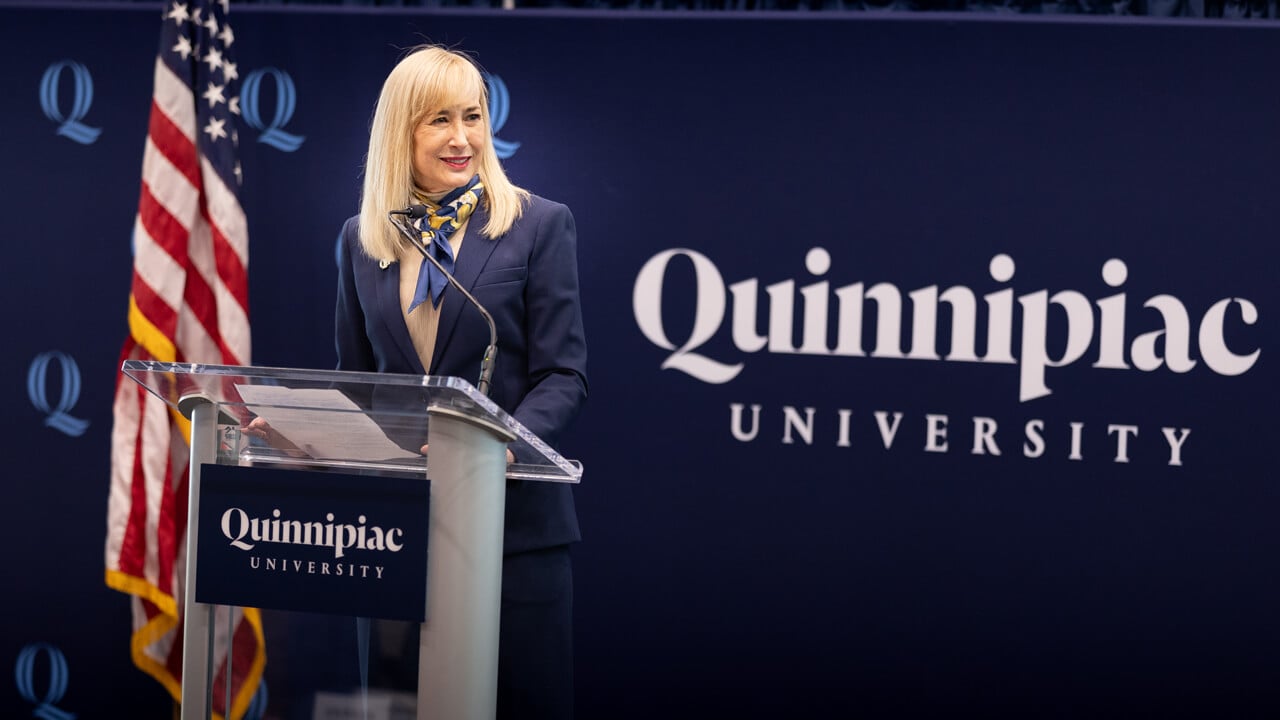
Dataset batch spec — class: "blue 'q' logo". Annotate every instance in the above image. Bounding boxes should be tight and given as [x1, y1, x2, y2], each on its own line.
[245, 679, 269, 720]
[14, 643, 76, 720]
[242, 68, 306, 152]
[27, 351, 89, 437]
[39, 61, 101, 145]
[485, 73, 521, 160]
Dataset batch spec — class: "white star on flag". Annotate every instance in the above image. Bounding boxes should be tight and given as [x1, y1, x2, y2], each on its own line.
[203, 116, 227, 141]
[204, 46, 223, 72]
[203, 82, 226, 108]
[173, 35, 193, 60]
[167, 2, 189, 25]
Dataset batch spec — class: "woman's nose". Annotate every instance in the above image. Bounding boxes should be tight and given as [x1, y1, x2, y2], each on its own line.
[449, 122, 468, 147]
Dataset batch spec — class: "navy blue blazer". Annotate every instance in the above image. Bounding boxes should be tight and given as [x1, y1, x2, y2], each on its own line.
[335, 195, 587, 554]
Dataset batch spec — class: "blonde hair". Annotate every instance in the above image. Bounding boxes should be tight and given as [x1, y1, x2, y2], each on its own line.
[358, 45, 529, 261]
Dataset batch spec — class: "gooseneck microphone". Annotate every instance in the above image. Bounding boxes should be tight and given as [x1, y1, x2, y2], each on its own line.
[390, 204, 430, 218]
[386, 208, 499, 397]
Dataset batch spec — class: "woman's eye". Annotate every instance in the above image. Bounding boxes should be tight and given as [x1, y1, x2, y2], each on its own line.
[466, 113, 482, 122]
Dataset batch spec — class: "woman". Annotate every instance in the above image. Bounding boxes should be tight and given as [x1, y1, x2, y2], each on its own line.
[335, 45, 587, 718]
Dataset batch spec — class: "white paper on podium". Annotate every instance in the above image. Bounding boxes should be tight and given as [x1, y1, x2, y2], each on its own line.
[234, 384, 420, 461]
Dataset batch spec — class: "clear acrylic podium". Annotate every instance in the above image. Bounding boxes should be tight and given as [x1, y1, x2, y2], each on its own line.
[121, 360, 582, 720]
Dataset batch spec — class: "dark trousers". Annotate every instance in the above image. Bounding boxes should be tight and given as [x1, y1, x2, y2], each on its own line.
[497, 545, 575, 720]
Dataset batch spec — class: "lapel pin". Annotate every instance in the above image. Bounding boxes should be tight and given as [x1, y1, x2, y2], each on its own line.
[379, 258, 391, 270]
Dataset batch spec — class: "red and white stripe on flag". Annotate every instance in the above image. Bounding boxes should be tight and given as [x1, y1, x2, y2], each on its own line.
[105, 2, 262, 718]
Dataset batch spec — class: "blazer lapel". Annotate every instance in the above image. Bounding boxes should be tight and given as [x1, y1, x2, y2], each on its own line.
[431, 203, 499, 373]
[375, 256, 428, 374]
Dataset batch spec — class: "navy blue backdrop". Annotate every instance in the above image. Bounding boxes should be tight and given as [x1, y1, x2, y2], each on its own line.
[2, 4, 1276, 718]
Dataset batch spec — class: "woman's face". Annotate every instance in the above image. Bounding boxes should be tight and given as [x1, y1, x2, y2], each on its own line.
[412, 98, 487, 194]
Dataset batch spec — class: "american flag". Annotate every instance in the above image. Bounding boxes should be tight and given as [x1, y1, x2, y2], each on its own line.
[105, 1, 262, 718]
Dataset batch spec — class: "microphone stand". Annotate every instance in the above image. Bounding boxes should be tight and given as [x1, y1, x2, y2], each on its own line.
[387, 211, 498, 397]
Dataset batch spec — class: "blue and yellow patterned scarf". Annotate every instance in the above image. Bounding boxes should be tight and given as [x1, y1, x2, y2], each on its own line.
[408, 175, 484, 313]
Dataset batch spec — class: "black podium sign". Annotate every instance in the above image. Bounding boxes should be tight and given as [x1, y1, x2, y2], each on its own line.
[195, 463, 430, 622]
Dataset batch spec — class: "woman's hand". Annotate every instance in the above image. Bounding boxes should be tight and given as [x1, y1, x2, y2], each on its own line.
[241, 417, 307, 456]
